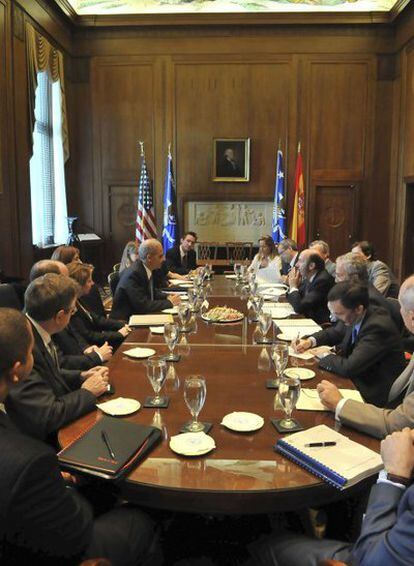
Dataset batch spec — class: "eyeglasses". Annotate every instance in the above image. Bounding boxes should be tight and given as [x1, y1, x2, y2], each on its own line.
[66, 305, 77, 316]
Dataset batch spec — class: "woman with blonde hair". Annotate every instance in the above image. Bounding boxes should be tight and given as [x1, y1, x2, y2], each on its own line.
[249, 235, 282, 284]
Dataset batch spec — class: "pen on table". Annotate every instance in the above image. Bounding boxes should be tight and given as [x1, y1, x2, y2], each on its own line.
[292, 332, 300, 351]
[101, 430, 116, 459]
[305, 442, 337, 447]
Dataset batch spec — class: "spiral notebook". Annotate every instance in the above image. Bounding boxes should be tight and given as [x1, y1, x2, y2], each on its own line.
[275, 424, 382, 490]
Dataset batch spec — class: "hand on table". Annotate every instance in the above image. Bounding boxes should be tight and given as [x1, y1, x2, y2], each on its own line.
[292, 338, 312, 353]
[84, 342, 113, 362]
[81, 366, 109, 381]
[81, 371, 109, 397]
[118, 325, 131, 338]
[317, 380, 343, 411]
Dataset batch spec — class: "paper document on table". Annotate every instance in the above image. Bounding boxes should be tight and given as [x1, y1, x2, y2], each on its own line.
[275, 327, 321, 340]
[297, 389, 364, 411]
[276, 424, 382, 489]
[277, 319, 321, 328]
[288, 347, 314, 360]
[263, 304, 294, 318]
[129, 314, 173, 326]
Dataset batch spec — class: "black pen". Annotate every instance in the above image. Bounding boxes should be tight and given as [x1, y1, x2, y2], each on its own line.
[101, 430, 116, 459]
[305, 441, 337, 447]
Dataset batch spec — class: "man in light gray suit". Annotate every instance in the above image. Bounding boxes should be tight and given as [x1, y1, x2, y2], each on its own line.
[317, 274, 414, 439]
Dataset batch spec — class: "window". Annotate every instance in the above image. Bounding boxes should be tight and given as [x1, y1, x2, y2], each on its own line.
[30, 71, 68, 247]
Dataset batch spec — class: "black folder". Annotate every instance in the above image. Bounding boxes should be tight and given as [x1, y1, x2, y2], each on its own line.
[58, 416, 162, 481]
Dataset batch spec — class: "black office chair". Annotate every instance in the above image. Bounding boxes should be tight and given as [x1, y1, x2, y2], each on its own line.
[108, 271, 120, 297]
[0, 284, 23, 310]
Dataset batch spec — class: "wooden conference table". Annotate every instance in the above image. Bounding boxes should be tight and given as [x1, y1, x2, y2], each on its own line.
[59, 276, 380, 515]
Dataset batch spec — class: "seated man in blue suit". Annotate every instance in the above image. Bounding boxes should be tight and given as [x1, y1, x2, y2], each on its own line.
[0, 308, 160, 565]
[250, 427, 414, 565]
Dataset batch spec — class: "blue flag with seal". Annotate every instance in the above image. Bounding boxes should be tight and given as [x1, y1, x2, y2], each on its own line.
[162, 147, 179, 252]
[271, 148, 287, 243]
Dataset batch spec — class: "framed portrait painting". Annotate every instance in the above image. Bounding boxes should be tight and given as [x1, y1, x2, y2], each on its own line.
[212, 138, 250, 182]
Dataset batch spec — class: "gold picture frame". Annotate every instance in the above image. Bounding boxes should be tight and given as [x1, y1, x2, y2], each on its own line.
[212, 138, 250, 182]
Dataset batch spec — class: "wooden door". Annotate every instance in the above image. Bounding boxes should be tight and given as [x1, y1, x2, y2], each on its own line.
[311, 183, 358, 261]
[403, 183, 414, 280]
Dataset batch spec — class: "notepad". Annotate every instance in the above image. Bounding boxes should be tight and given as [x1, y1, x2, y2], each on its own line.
[128, 314, 173, 326]
[297, 389, 364, 411]
[58, 416, 161, 481]
[275, 424, 382, 489]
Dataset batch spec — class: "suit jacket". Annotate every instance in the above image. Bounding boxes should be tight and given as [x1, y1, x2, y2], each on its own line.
[339, 355, 414, 438]
[111, 260, 173, 320]
[53, 324, 102, 370]
[70, 298, 123, 348]
[350, 481, 414, 565]
[0, 411, 93, 561]
[368, 260, 399, 297]
[313, 306, 406, 406]
[5, 323, 96, 441]
[165, 246, 197, 275]
[281, 253, 299, 276]
[286, 269, 334, 324]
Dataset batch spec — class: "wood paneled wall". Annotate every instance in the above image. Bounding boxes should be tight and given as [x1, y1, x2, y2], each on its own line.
[4, 1, 414, 277]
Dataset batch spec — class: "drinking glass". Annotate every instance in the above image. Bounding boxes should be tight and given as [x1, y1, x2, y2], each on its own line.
[258, 311, 273, 344]
[146, 355, 167, 405]
[184, 375, 206, 432]
[278, 373, 301, 429]
[164, 322, 180, 361]
[270, 341, 289, 387]
[250, 295, 264, 322]
[234, 263, 242, 280]
[177, 303, 191, 332]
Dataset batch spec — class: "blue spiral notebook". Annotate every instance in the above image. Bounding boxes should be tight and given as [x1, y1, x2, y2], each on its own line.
[275, 424, 382, 490]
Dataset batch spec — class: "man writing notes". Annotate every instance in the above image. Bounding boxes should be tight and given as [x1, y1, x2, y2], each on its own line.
[6, 274, 109, 442]
[165, 231, 198, 275]
[111, 238, 181, 321]
[286, 249, 334, 324]
[250, 427, 414, 565]
[293, 281, 406, 406]
[0, 308, 160, 565]
[317, 275, 414, 438]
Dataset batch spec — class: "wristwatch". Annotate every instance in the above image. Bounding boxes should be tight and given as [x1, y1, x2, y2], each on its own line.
[380, 469, 411, 486]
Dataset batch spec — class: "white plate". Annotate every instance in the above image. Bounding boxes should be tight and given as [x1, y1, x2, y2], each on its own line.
[172, 282, 193, 288]
[97, 397, 141, 416]
[270, 311, 292, 319]
[150, 326, 165, 334]
[284, 367, 316, 381]
[162, 307, 178, 315]
[169, 432, 216, 456]
[225, 274, 238, 279]
[201, 314, 244, 324]
[221, 411, 264, 432]
[276, 333, 293, 341]
[123, 347, 156, 359]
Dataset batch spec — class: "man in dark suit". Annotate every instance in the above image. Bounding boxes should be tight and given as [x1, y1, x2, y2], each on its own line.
[165, 231, 198, 275]
[249, 427, 414, 565]
[0, 308, 160, 565]
[293, 282, 406, 406]
[286, 249, 334, 324]
[335, 252, 404, 331]
[317, 274, 414, 437]
[277, 238, 299, 277]
[6, 274, 109, 442]
[111, 238, 181, 320]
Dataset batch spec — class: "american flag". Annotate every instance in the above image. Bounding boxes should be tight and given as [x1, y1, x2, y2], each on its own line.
[136, 142, 157, 243]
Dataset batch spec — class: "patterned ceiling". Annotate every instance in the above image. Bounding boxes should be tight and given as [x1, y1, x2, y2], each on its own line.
[67, 0, 399, 15]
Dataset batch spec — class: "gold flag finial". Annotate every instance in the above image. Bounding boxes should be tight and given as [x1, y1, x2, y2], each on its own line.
[168, 142, 172, 157]
[297, 141, 301, 153]
[139, 141, 145, 156]
[278, 138, 281, 151]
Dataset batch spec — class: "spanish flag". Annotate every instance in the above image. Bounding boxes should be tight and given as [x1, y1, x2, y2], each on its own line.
[290, 143, 306, 247]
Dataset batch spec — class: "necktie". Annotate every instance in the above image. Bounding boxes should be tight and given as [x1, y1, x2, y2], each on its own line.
[149, 276, 154, 301]
[48, 340, 60, 369]
[351, 326, 358, 345]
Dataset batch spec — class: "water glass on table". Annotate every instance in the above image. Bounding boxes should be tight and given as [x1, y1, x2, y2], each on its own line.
[278, 373, 301, 430]
[257, 311, 273, 344]
[268, 341, 289, 389]
[183, 375, 207, 432]
[145, 355, 168, 407]
[164, 322, 180, 362]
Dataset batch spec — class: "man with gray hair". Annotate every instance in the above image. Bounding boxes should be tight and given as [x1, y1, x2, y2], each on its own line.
[111, 238, 181, 320]
[278, 238, 299, 277]
[335, 252, 402, 330]
[317, 274, 414, 439]
[309, 239, 336, 277]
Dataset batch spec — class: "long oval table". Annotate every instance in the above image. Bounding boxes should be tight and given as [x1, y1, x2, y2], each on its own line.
[59, 276, 380, 515]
